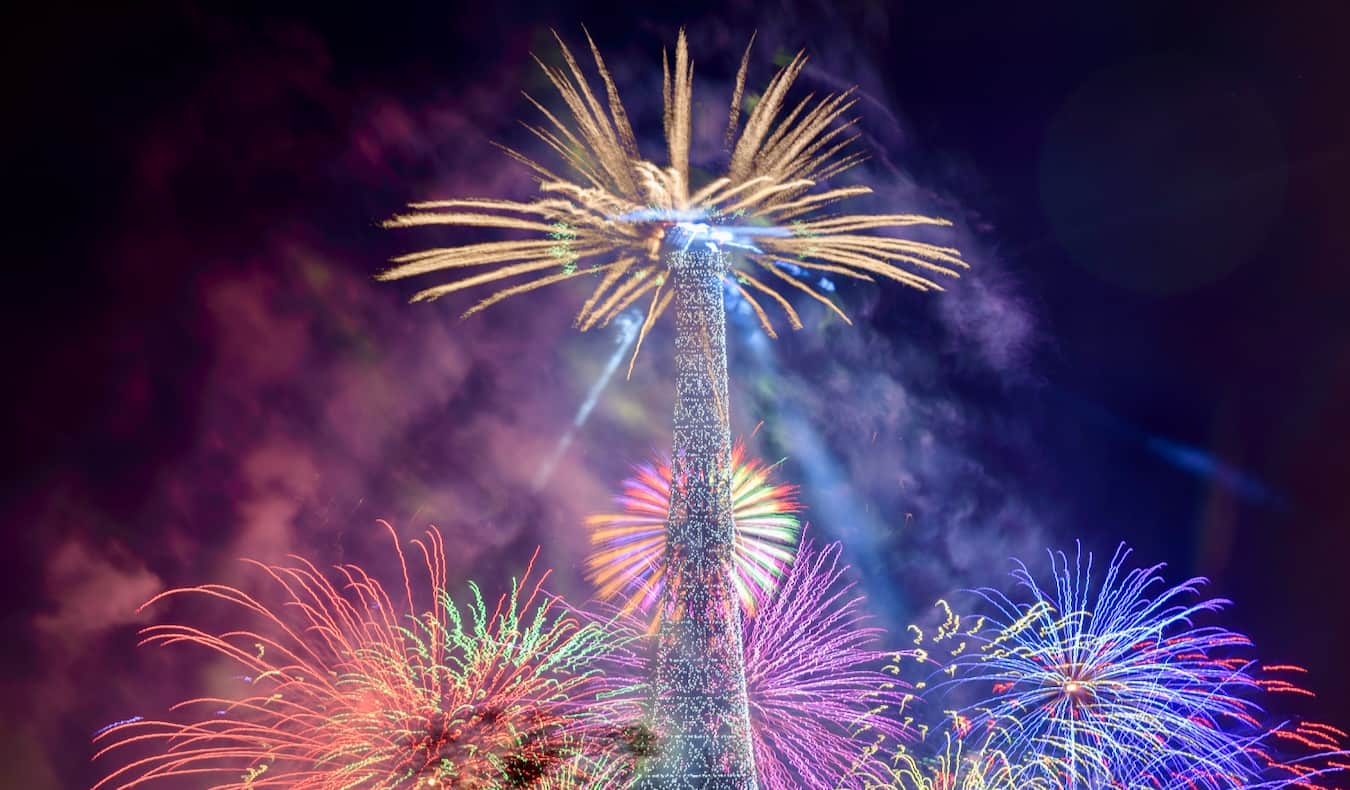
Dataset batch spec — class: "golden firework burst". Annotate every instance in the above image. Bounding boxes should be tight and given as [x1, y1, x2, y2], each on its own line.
[380, 29, 967, 358]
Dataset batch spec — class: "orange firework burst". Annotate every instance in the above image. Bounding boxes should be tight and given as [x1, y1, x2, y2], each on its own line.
[585, 441, 800, 616]
[92, 523, 640, 789]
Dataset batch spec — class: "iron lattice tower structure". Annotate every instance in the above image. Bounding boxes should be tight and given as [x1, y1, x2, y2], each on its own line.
[639, 239, 757, 788]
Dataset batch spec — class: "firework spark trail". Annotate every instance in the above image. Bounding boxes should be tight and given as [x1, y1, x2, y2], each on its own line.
[92, 523, 639, 789]
[532, 309, 642, 490]
[929, 542, 1348, 790]
[585, 441, 801, 616]
[870, 728, 1057, 790]
[1239, 666, 1350, 790]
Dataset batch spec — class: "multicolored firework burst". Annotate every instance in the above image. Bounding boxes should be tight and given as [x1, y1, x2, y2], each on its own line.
[585, 441, 801, 615]
[92, 523, 638, 789]
[934, 542, 1347, 789]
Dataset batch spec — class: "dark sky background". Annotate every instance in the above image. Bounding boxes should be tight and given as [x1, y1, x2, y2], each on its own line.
[4, 1, 1349, 787]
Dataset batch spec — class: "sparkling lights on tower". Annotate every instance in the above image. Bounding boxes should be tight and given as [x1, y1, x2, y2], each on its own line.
[639, 240, 757, 786]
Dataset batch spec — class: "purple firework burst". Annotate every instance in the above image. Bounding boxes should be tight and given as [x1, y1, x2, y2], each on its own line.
[741, 537, 915, 788]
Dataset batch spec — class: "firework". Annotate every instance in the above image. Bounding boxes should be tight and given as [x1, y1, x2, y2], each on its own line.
[738, 538, 916, 788]
[382, 30, 966, 787]
[599, 537, 918, 787]
[934, 542, 1345, 789]
[379, 30, 966, 350]
[92, 523, 637, 789]
[872, 729, 1056, 790]
[585, 441, 801, 615]
[1245, 665, 1350, 790]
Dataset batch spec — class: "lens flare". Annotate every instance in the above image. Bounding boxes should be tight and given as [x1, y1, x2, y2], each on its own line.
[92, 523, 637, 789]
[585, 441, 801, 615]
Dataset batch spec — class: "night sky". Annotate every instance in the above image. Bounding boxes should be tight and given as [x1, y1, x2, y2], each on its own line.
[4, 2, 1349, 787]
